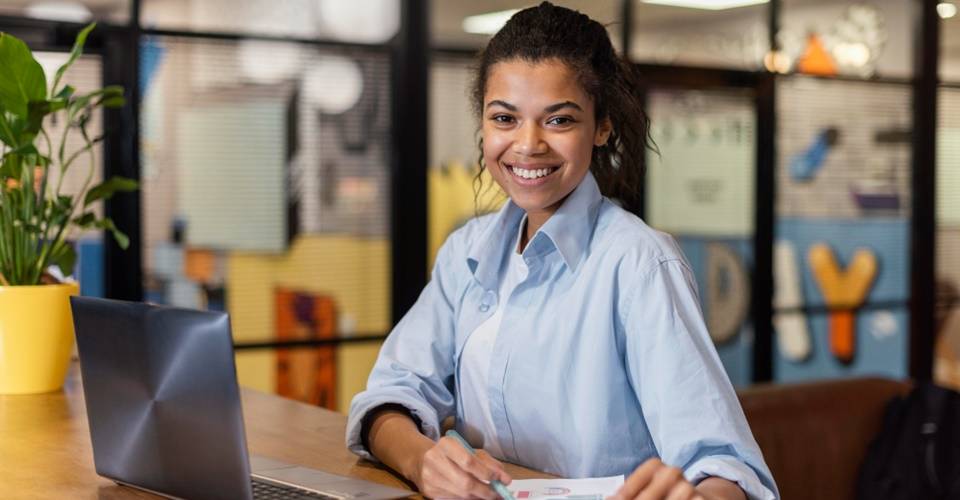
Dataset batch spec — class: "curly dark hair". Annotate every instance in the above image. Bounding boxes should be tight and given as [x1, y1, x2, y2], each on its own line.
[471, 1, 655, 206]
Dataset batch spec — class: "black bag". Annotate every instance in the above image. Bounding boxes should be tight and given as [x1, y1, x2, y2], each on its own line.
[856, 382, 960, 500]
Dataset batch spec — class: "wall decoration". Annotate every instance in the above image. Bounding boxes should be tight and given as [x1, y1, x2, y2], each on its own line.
[677, 237, 753, 387]
[936, 128, 960, 225]
[789, 128, 838, 182]
[139, 36, 166, 96]
[177, 99, 287, 252]
[808, 243, 878, 364]
[773, 241, 811, 362]
[227, 235, 388, 411]
[777, 78, 910, 219]
[848, 128, 906, 214]
[775, 218, 907, 382]
[778, 4, 887, 78]
[647, 90, 756, 237]
[287, 52, 391, 236]
[275, 289, 338, 409]
[797, 33, 837, 76]
[705, 243, 750, 345]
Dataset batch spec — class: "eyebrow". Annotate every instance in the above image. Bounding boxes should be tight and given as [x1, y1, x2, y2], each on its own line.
[485, 100, 584, 113]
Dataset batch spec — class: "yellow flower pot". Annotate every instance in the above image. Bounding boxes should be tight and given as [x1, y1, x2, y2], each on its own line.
[0, 283, 80, 394]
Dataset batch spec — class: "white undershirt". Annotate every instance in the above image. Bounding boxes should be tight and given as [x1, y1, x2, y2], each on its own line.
[458, 229, 528, 459]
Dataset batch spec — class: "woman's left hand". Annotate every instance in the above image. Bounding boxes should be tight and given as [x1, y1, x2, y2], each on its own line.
[607, 458, 705, 500]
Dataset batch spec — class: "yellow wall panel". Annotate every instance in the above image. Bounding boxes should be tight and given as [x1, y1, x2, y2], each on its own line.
[227, 235, 390, 413]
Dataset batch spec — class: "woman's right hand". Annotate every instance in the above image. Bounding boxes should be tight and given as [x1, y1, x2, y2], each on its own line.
[413, 436, 513, 499]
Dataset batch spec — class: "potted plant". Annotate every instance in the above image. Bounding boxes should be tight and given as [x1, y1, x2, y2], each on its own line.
[0, 23, 137, 394]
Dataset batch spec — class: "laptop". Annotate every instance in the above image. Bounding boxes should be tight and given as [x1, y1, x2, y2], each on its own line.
[70, 296, 412, 500]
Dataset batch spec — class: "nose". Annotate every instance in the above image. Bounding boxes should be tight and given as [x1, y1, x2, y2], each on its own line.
[512, 122, 547, 156]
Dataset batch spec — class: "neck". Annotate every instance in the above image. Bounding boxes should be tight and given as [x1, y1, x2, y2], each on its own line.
[519, 211, 550, 253]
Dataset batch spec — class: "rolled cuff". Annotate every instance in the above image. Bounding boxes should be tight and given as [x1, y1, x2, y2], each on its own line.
[345, 388, 443, 462]
[683, 455, 778, 500]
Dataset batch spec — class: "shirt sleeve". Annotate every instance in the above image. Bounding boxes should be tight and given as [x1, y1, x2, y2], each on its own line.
[345, 233, 462, 461]
[620, 258, 779, 500]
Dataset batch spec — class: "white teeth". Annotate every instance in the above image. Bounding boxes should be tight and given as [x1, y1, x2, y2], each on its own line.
[510, 166, 555, 179]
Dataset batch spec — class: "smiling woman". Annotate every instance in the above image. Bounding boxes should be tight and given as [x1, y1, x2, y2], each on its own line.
[347, 3, 779, 500]
[481, 59, 611, 247]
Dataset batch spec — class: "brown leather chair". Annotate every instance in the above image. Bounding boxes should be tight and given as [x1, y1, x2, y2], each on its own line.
[737, 377, 911, 500]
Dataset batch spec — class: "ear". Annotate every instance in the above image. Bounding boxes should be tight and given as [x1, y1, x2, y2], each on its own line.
[594, 117, 613, 146]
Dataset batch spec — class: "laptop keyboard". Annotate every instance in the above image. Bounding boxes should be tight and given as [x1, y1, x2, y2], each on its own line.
[251, 477, 341, 499]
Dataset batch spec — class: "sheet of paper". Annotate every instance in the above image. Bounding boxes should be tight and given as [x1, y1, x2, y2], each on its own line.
[506, 475, 624, 500]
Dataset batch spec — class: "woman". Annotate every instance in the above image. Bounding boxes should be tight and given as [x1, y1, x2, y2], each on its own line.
[346, 4, 778, 500]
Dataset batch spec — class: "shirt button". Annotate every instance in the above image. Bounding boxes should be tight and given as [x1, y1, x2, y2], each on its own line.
[479, 289, 497, 312]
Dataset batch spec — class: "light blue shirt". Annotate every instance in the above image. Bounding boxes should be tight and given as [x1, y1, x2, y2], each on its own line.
[346, 172, 778, 500]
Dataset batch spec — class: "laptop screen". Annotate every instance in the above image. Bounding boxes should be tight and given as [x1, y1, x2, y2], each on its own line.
[71, 296, 254, 500]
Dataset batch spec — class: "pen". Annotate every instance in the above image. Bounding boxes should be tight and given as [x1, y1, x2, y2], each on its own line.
[445, 430, 517, 500]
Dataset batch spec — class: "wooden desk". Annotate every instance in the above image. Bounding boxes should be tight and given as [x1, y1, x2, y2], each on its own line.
[0, 363, 545, 499]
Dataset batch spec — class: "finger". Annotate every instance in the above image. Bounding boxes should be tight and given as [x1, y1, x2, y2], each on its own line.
[476, 450, 513, 484]
[438, 436, 504, 483]
[420, 449, 476, 499]
[665, 480, 696, 500]
[612, 458, 663, 500]
[430, 451, 500, 500]
[418, 465, 461, 499]
[636, 465, 683, 500]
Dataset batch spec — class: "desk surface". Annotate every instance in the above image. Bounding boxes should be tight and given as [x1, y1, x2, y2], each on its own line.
[0, 363, 546, 499]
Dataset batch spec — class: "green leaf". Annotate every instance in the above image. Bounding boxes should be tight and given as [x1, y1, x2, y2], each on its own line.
[0, 109, 18, 147]
[52, 23, 96, 95]
[1, 152, 23, 179]
[22, 99, 55, 139]
[112, 229, 129, 249]
[92, 217, 129, 249]
[56, 195, 72, 210]
[0, 103, 53, 149]
[50, 242, 77, 278]
[7, 143, 37, 156]
[55, 84, 76, 100]
[71, 212, 96, 228]
[70, 86, 123, 117]
[0, 33, 47, 118]
[84, 176, 138, 207]
[99, 95, 125, 108]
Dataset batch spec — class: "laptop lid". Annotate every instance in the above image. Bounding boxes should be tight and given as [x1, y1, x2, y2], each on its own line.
[71, 296, 254, 500]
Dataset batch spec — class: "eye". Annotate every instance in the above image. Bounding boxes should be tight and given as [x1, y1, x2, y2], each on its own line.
[547, 116, 575, 126]
[491, 114, 515, 124]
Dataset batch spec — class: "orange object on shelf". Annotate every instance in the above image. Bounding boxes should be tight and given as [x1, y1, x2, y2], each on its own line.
[183, 248, 218, 283]
[797, 33, 837, 77]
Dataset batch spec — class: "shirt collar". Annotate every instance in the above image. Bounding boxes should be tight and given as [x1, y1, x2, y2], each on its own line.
[466, 171, 603, 289]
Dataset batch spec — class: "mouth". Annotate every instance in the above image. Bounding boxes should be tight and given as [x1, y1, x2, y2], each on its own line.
[503, 162, 561, 181]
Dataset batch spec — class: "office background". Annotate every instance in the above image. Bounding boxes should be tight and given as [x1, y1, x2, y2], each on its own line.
[0, 0, 956, 413]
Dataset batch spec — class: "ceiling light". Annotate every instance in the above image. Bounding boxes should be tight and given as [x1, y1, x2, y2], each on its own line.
[24, 1, 92, 22]
[318, 0, 400, 43]
[303, 56, 364, 115]
[463, 9, 520, 35]
[642, 0, 768, 10]
[938, 2, 958, 19]
[238, 41, 303, 84]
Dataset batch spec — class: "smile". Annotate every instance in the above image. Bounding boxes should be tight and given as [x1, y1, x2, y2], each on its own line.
[505, 163, 560, 180]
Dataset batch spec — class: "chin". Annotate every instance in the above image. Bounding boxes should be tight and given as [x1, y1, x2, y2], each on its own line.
[509, 195, 552, 213]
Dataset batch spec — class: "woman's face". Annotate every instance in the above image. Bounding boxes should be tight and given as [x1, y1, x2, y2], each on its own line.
[482, 59, 611, 221]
